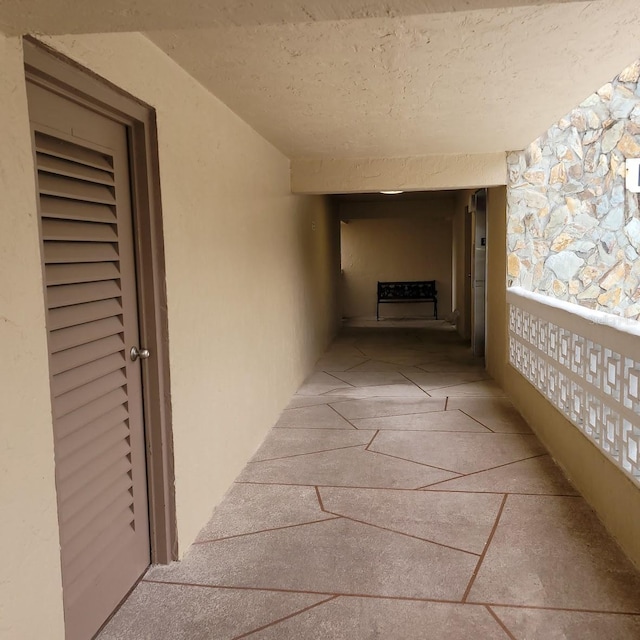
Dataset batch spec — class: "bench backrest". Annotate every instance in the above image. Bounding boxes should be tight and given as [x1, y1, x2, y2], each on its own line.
[377, 280, 437, 300]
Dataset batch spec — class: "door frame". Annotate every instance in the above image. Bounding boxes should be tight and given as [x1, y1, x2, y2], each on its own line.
[24, 37, 177, 565]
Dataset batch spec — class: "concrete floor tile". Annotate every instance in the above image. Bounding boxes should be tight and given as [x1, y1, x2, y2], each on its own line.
[370, 431, 546, 474]
[104, 326, 640, 636]
[313, 355, 369, 371]
[352, 409, 491, 432]
[345, 360, 426, 373]
[330, 371, 410, 386]
[320, 487, 503, 554]
[418, 361, 486, 373]
[329, 383, 427, 398]
[296, 372, 354, 396]
[276, 404, 354, 429]
[195, 484, 333, 542]
[331, 396, 446, 420]
[147, 519, 477, 601]
[491, 606, 640, 640]
[248, 597, 512, 640]
[427, 380, 506, 397]
[403, 371, 490, 390]
[286, 395, 355, 409]
[423, 456, 578, 495]
[468, 495, 640, 612]
[96, 581, 325, 640]
[237, 445, 458, 488]
[251, 429, 372, 461]
[446, 397, 532, 433]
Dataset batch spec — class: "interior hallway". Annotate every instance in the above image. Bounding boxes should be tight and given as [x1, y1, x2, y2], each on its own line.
[98, 325, 640, 639]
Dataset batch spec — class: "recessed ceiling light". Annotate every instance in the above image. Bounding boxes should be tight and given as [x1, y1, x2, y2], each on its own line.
[380, 190, 404, 195]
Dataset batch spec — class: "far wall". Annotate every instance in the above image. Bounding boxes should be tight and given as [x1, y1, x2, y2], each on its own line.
[339, 197, 454, 319]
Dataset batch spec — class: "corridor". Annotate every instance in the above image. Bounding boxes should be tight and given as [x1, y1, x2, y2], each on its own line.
[99, 325, 640, 639]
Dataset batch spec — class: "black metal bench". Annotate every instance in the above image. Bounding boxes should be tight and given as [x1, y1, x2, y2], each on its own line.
[377, 280, 438, 320]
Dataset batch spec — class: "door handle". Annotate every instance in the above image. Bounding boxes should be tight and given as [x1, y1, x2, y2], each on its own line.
[130, 346, 151, 362]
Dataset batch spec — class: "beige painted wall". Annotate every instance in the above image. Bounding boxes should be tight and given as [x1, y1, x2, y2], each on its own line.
[451, 190, 473, 340]
[1, 33, 340, 639]
[485, 187, 508, 388]
[0, 34, 66, 640]
[292, 153, 507, 194]
[339, 198, 453, 319]
[483, 184, 640, 568]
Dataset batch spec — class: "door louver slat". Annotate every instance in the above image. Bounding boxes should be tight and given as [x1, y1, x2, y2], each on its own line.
[47, 280, 122, 309]
[46, 262, 121, 287]
[58, 454, 132, 522]
[40, 196, 117, 224]
[56, 387, 128, 441]
[64, 516, 135, 608]
[37, 153, 116, 186]
[56, 403, 129, 459]
[45, 241, 119, 264]
[51, 333, 124, 375]
[52, 352, 126, 397]
[42, 219, 118, 243]
[49, 298, 123, 331]
[35, 131, 114, 172]
[50, 316, 124, 353]
[38, 173, 116, 205]
[57, 437, 131, 504]
[54, 369, 127, 419]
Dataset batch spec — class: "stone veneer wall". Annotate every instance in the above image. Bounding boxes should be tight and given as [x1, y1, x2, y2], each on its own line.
[507, 60, 640, 320]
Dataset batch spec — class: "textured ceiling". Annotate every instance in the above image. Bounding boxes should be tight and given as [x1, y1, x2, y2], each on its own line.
[1, 0, 586, 35]
[5, 1, 640, 161]
[147, 2, 640, 158]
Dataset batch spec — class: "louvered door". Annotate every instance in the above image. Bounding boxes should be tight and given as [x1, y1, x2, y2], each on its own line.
[27, 82, 151, 640]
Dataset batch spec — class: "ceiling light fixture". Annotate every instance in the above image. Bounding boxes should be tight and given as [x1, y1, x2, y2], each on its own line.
[380, 190, 404, 195]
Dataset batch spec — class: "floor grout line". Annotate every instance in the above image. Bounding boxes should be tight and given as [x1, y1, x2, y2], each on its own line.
[193, 517, 341, 545]
[416, 453, 551, 490]
[343, 358, 371, 371]
[249, 444, 366, 463]
[365, 430, 380, 451]
[485, 605, 518, 640]
[314, 485, 325, 511]
[326, 402, 360, 428]
[363, 447, 463, 476]
[458, 409, 495, 433]
[233, 480, 580, 497]
[140, 579, 640, 616]
[398, 370, 433, 397]
[462, 494, 509, 603]
[328, 407, 448, 420]
[322, 509, 481, 557]
[231, 596, 339, 639]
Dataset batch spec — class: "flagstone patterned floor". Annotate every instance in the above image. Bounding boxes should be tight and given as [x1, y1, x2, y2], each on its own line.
[99, 325, 640, 639]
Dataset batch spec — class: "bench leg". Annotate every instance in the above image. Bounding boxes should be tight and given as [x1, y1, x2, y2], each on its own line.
[377, 301, 380, 321]
[434, 300, 438, 320]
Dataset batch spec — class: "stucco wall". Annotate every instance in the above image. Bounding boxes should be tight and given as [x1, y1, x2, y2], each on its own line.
[0, 34, 66, 640]
[1, 33, 340, 639]
[507, 60, 640, 319]
[451, 190, 474, 340]
[339, 198, 453, 319]
[485, 187, 508, 388]
[291, 153, 507, 194]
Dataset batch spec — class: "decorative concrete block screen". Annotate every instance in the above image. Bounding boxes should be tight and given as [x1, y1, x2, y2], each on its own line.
[508, 287, 640, 486]
[507, 60, 640, 320]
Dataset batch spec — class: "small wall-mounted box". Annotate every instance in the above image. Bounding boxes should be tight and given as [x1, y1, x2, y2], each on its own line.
[626, 158, 640, 193]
